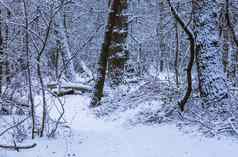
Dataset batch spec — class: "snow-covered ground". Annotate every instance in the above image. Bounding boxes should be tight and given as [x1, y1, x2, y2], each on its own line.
[1, 95, 238, 157]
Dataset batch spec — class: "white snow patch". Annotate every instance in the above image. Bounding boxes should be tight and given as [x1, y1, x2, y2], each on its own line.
[2, 95, 238, 157]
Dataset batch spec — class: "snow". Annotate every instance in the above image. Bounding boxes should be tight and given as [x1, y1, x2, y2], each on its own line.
[2, 95, 238, 157]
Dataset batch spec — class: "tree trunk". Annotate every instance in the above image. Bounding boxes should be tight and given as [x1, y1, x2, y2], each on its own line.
[191, 0, 202, 96]
[5, 11, 10, 84]
[175, 11, 180, 89]
[225, 0, 238, 84]
[108, 0, 128, 87]
[222, 24, 229, 75]
[219, 2, 230, 76]
[194, 0, 229, 102]
[159, 0, 166, 73]
[0, 9, 3, 95]
[90, 0, 123, 107]
[23, 0, 35, 139]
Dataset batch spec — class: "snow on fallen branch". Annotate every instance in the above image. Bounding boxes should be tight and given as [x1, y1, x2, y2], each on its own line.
[47, 82, 93, 96]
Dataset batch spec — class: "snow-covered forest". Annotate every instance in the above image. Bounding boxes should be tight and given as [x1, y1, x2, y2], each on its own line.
[1, 0, 238, 156]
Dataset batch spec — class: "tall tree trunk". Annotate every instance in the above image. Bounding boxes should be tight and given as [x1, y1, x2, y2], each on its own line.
[194, 0, 229, 102]
[159, 0, 166, 73]
[174, 8, 180, 90]
[191, 0, 202, 96]
[5, 11, 10, 84]
[222, 25, 229, 75]
[225, 0, 238, 83]
[108, 0, 129, 87]
[23, 0, 35, 139]
[90, 0, 123, 107]
[220, 2, 230, 76]
[38, 14, 52, 138]
[0, 9, 3, 95]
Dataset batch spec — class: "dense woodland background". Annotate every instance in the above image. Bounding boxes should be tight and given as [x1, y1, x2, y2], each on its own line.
[0, 0, 238, 154]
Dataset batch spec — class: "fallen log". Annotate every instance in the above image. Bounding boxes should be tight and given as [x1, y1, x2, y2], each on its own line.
[54, 89, 76, 97]
[47, 83, 93, 93]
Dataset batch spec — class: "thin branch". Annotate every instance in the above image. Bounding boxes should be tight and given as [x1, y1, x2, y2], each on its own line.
[0, 143, 37, 151]
[0, 116, 30, 137]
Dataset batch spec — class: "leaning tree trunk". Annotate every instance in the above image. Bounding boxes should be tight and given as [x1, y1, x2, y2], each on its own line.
[108, 0, 129, 87]
[167, 0, 195, 111]
[90, 0, 124, 107]
[194, 0, 229, 102]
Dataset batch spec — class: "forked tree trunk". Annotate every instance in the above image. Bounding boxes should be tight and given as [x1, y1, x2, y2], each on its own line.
[194, 0, 229, 102]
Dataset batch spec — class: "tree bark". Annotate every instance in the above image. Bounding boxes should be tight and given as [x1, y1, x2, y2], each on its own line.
[194, 0, 229, 102]
[225, 0, 238, 82]
[23, 0, 35, 139]
[0, 9, 3, 95]
[90, 0, 122, 107]
[191, 0, 202, 96]
[108, 0, 129, 87]
[174, 7, 180, 89]
[159, 0, 167, 73]
[5, 11, 10, 84]
[219, 2, 230, 75]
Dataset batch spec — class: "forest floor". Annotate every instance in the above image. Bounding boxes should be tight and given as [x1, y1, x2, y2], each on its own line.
[2, 92, 238, 157]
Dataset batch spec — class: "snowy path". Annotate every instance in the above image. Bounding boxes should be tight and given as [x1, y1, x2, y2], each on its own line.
[2, 95, 238, 157]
